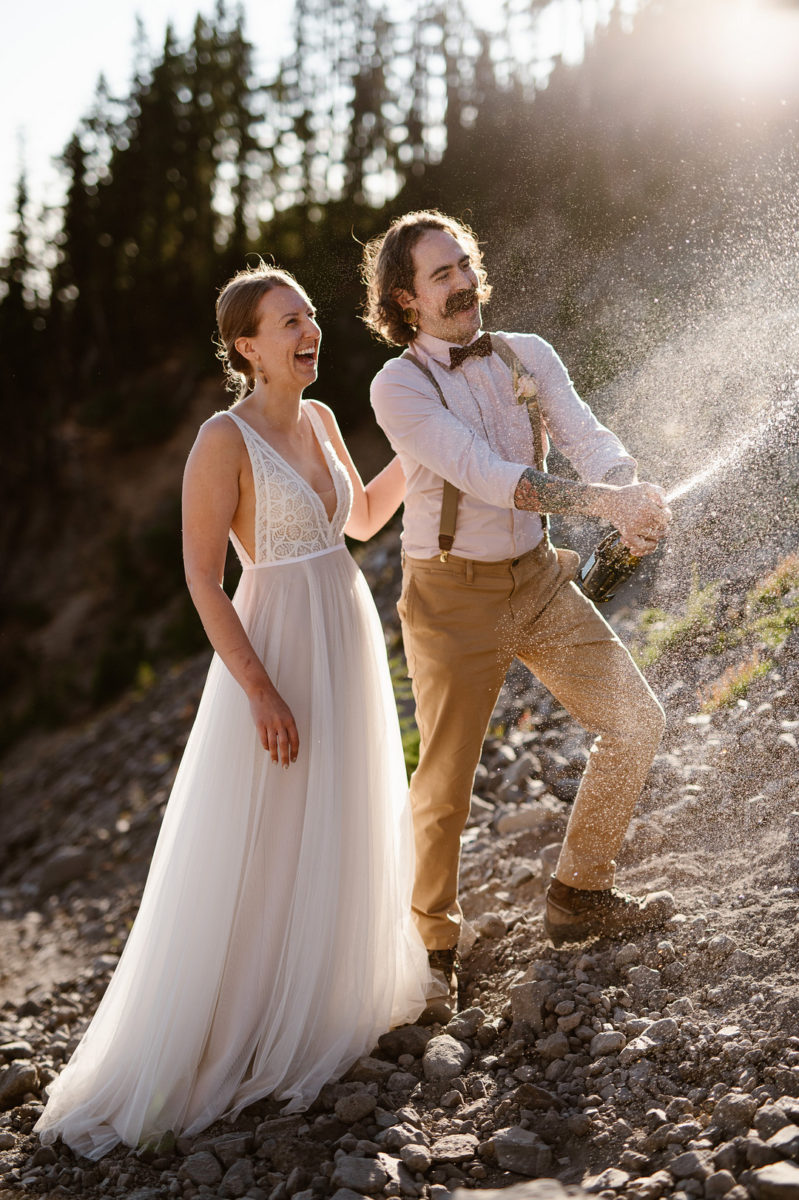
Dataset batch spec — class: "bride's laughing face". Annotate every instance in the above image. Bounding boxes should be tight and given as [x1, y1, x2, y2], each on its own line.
[236, 286, 321, 390]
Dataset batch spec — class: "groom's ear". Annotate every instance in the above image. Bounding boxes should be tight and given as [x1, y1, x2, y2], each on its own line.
[393, 287, 415, 310]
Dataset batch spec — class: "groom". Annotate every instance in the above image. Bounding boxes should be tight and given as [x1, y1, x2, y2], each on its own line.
[362, 211, 673, 1015]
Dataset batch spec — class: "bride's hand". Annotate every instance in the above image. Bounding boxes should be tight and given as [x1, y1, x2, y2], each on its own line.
[249, 687, 299, 768]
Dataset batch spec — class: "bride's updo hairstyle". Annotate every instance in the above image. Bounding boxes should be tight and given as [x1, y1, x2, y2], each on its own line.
[216, 261, 309, 399]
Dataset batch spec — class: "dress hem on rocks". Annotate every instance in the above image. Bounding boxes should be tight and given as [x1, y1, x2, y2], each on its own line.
[34, 402, 430, 1159]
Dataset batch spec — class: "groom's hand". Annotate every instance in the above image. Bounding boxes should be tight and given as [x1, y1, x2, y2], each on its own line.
[595, 482, 671, 556]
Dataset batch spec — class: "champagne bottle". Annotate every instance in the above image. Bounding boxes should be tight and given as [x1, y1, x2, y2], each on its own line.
[579, 530, 641, 603]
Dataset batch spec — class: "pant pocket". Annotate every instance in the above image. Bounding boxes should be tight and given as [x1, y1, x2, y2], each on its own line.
[555, 546, 581, 582]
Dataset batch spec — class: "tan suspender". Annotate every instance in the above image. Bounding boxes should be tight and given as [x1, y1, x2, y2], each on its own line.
[400, 349, 461, 559]
[401, 336, 547, 561]
[491, 338, 548, 484]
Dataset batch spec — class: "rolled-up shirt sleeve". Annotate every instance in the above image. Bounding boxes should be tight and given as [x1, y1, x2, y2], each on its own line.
[506, 334, 637, 483]
[371, 359, 526, 509]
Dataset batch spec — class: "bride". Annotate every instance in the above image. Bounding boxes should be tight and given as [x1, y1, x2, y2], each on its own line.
[35, 263, 431, 1160]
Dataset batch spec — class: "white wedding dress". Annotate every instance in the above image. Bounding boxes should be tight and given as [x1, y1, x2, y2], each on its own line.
[35, 402, 430, 1160]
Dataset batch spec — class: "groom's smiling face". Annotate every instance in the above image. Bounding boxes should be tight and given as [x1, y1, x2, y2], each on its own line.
[397, 229, 483, 346]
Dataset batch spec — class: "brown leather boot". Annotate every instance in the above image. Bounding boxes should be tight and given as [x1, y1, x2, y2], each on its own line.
[544, 875, 676, 946]
[420, 948, 459, 1024]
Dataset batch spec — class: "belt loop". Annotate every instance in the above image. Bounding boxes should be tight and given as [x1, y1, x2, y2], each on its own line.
[466, 559, 474, 584]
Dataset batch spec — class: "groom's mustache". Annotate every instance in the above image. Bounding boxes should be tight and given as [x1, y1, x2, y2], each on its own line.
[444, 288, 478, 316]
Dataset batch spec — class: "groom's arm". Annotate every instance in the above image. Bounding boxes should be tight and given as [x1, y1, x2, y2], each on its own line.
[371, 358, 632, 518]
[371, 358, 526, 509]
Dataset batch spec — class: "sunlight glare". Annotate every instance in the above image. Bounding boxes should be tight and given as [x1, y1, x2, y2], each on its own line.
[710, 0, 798, 94]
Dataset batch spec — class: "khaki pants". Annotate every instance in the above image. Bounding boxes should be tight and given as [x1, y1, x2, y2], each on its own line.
[398, 540, 666, 950]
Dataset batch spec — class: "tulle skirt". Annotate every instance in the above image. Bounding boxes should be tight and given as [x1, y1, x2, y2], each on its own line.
[35, 544, 429, 1159]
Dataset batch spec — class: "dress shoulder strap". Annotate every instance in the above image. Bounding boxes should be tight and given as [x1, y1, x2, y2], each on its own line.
[222, 408, 260, 451]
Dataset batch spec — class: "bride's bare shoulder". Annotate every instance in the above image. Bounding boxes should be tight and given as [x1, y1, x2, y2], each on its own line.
[196, 411, 247, 448]
[184, 412, 246, 478]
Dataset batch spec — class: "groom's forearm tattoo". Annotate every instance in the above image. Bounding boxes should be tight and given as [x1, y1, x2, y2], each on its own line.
[513, 467, 594, 515]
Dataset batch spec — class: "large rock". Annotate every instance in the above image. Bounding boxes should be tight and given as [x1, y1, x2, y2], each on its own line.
[714, 1092, 760, 1136]
[748, 1162, 799, 1199]
[585, 1169, 631, 1192]
[510, 982, 551, 1033]
[494, 806, 554, 836]
[705, 1170, 737, 1198]
[335, 1091, 378, 1124]
[378, 1025, 432, 1060]
[619, 1020, 679, 1067]
[387, 1070, 417, 1091]
[422, 1034, 471, 1082]
[669, 1151, 712, 1180]
[627, 965, 662, 996]
[615, 943, 641, 967]
[401, 1142, 433, 1173]
[431, 1133, 479, 1163]
[767, 1126, 799, 1159]
[493, 1127, 553, 1176]
[38, 846, 95, 891]
[515, 1083, 563, 1112]
[210, 1132, 254, 1166]
[625, 1171, 672, 1199]
[0, 1041, 34, 1062]
[536, 1032, 569, 1061]
[757, 1107, 793, 1140]
[347, 1056, 396, 1083]
[707, 934, 737, 961]
[502, 750, 542, 786]
[452, 1185, 588, 1200]
[589, 1031, 626, 1057]
[180, 1151, 223, 1186]
[474, 912, 507, 939]
[255, 1115, 306, 1142]
[376, 1151, 416, 1193]
[331, 1155, 389, 1193]
[378, 1121, 427, 1151]
[644, 1018, 680, 1045]
[0, 1060, 38, 1109]
[446, 1008, 486, 1040]
[220, 1159, 255, 1199]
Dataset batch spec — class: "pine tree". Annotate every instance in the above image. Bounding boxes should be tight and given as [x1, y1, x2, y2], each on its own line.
[0, 166, 49, 558]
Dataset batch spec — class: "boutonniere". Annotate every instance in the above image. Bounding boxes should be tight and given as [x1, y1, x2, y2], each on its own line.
[512, 365, 538, 405]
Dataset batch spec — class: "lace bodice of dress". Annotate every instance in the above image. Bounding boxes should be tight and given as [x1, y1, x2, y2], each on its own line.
[225, 403, 352, 565]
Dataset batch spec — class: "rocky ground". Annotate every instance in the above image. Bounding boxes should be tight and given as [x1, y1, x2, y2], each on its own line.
[2, 529, 799, 1200]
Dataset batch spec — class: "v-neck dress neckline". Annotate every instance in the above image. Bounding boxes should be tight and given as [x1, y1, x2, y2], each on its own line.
[229, 401, 339, 527]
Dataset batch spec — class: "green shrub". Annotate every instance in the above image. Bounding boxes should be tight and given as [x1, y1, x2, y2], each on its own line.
[700, 649, 773, 711]
[633, 573, 719, 669]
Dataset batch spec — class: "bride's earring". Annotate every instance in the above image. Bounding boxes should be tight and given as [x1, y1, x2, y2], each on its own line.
[256, 359, 267, 383]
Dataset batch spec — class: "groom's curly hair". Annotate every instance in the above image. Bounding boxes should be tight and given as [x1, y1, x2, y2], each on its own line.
[360, 210, 492, 347]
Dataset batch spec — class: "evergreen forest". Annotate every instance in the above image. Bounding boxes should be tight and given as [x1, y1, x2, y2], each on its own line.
[2, 0, 798, 746]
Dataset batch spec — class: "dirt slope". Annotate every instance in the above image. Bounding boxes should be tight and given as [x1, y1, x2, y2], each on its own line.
[1, 532, 799, 1200]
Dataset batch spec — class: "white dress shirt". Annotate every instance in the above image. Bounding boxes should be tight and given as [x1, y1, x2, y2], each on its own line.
[370, 329, 636, 561]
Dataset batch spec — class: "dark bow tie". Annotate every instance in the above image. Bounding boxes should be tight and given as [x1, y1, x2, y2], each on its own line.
[449, 332, 493, 369]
